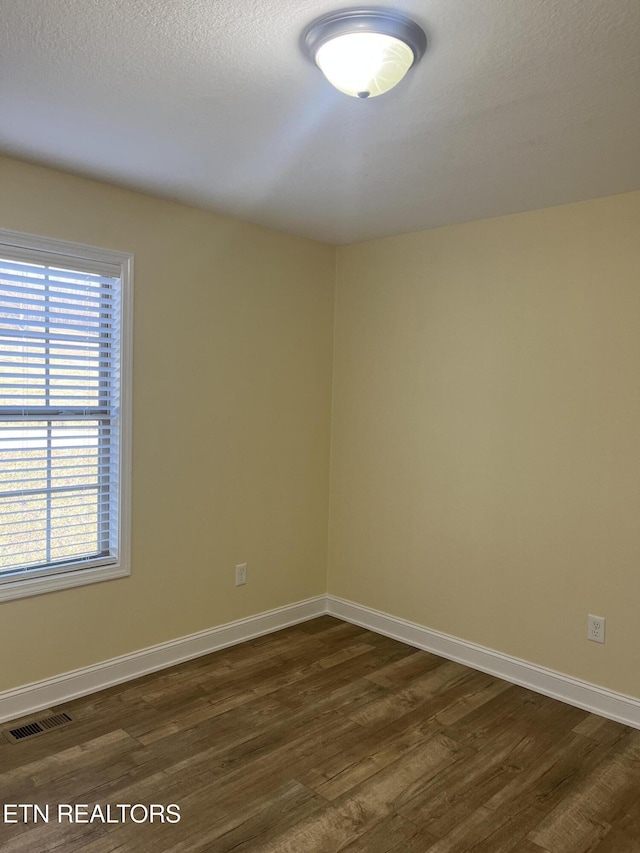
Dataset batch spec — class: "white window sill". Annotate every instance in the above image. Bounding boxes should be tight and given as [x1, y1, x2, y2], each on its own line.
[0, 561, 130, 602]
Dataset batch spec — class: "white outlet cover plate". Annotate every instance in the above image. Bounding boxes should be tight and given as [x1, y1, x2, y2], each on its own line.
[235, 563, 247, 586]
[588, 614, 606, 644]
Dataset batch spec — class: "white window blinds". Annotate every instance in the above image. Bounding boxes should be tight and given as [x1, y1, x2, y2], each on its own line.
[0, 233, 131, 595]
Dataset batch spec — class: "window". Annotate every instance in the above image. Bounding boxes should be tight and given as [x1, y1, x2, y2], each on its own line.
[0, 229, 132, 601]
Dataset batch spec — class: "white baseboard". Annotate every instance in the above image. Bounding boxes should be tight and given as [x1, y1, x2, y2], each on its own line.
[0, 596, 326, 724]
[327, 595, 640, 730]
[3, 593, 639, 730]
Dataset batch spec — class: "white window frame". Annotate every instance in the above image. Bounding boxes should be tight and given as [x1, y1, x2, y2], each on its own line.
[0, 228, 133, 601]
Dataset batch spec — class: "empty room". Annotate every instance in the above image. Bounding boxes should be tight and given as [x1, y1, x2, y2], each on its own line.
[1, 1, 640, 850]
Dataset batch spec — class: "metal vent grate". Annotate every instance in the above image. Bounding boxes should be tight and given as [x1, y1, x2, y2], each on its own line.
[4, 712, 73, 744]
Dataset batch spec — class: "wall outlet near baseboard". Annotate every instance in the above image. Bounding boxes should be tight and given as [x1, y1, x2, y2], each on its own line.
[235, 563, 247, 586]
[588, 614, 605, 644]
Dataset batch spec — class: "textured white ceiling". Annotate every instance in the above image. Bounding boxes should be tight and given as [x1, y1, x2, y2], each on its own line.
[1, 0, 639, 243]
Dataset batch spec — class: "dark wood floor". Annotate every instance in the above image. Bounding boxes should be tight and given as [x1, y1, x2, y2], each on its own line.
[1, 616, 639, 852]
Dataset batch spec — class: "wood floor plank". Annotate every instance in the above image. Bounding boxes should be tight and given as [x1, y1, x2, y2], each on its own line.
[482, 730, 608, 815]
[347, 659, 476, 727]
[162, 710, 361, 811]
[591, 793, 640, 852]
[126, 642, 376, 747]
[396, 720, 537, 833]
[305, 715, 449, 801]
[340, 812, 438, 851]
[1, 616, 639, 852]
[296, 674, 508, 802]
[0, 696, 157, 773]
[169, 779, 324, 853]
[528, 731, 640, 852]
[572, 713, 631, 747]
[88, 778, 325, 853]
[418, 803, 536, 853]
[294, 668, 506, 801]
[0, 729, 138, 798]
[364, 649, 445, 688]
[260, 734, 465, 852]
[270, 644, 416, 710]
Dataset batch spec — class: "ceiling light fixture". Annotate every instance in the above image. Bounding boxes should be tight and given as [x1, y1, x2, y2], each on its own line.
[302, 8, 427, 99]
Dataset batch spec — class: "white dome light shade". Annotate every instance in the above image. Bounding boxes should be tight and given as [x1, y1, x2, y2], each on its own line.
[315, 32, 415, 98]
[303, 9, 427, 99]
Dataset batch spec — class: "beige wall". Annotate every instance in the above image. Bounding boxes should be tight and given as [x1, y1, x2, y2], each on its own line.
[329, 191, 640, 698]
[2, 155, 639, 703]
[0, 157, 335, 691]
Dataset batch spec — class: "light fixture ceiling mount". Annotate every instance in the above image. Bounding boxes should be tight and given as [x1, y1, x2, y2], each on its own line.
[302, 8, 427, 99]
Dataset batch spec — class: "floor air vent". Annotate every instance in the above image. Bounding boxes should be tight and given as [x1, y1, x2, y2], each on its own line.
[4, 712, 73, 744]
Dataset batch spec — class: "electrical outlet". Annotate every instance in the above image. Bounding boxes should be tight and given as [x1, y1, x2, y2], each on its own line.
[587, 614, 605, 644]
[235, 563, 247, 586]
